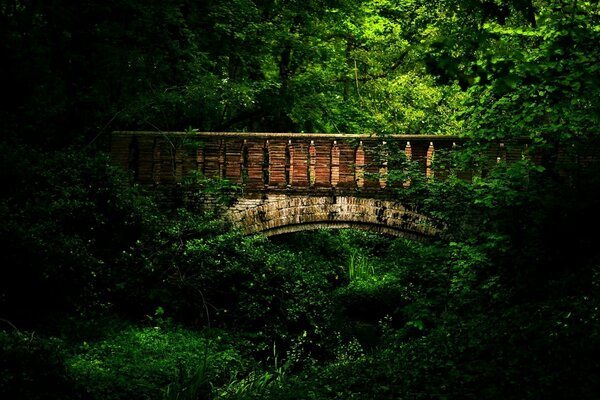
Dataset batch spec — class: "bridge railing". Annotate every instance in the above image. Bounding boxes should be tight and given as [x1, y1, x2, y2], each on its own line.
[111, 131, 531, 191]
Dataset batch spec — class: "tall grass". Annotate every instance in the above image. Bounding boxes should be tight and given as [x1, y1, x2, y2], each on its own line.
[161, 347, 210, 400]
[214, 342, 286, 398]
[348, 250, 375, 280]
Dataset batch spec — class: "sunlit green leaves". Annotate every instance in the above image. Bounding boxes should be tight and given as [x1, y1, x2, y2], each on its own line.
[67, 326, 242, 400]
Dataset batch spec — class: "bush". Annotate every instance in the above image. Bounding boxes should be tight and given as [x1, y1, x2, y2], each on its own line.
[0, 143, 158, 329]
[67, 326, 244, 400]
[0, 329, 78, 400]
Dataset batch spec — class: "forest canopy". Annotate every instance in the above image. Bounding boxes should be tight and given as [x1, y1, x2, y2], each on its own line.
[2, 0, 596, 145]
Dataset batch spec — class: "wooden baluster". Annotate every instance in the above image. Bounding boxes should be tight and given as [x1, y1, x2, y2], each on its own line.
[128, 136, 140, 183]
[152, 137, 161, 183]
[355, 140, 365, 188]
[240, 140, 249, 185]
[497, 142, 506, 163]
[218, 139, 226, 179]
[174, 145, 183, 182]
[285, 140, 293, 187]
[404, 141, 412, 188]
[426, 141, 434, 179]
[451, 141, 459, 179]
[522, 143, 529, 161]
[379, 140, 388, 188]
[330, 140, 340, 187]
[308, 140, 317, 187]
[263, 140, 270, 186]
[195, 141, 204, 177]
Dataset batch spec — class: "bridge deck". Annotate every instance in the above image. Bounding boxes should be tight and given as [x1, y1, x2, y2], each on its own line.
[110, 131, 535, 237]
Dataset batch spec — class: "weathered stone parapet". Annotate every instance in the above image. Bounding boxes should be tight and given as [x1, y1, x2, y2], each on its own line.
[226, 194, 439, 239]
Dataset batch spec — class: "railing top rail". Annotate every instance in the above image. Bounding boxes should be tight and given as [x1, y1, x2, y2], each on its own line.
[112, 131, 462, 141]
[112, 131, 532, 144]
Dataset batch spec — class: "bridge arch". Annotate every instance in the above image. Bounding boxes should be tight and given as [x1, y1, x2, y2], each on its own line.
[226, 195, 440, 240]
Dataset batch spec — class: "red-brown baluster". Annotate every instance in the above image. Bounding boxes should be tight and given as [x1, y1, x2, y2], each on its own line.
[331, 140, 340, 187]
[379, 140, 388, 189]
[285, 140, 293, 187]
[404, 141, 412, 188]
[426, 141, 434, 178]
[355, 141, 365, 188]
[308, 140, 317, 187]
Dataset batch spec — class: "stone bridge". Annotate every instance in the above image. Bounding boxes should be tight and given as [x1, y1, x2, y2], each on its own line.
[111, 132, 528, 239]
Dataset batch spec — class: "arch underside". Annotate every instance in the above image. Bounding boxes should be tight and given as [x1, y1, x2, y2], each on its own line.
[259, 221, 433, 239]
[227, 195, 440, 240]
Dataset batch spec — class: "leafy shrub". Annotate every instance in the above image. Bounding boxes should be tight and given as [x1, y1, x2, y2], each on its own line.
[0, 143, 158, 329]
[67, 326, 244, 400]
[0, 329, 78, 400]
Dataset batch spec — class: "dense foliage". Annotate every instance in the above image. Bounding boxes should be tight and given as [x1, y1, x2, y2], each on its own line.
[2, 0, 599, 399]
